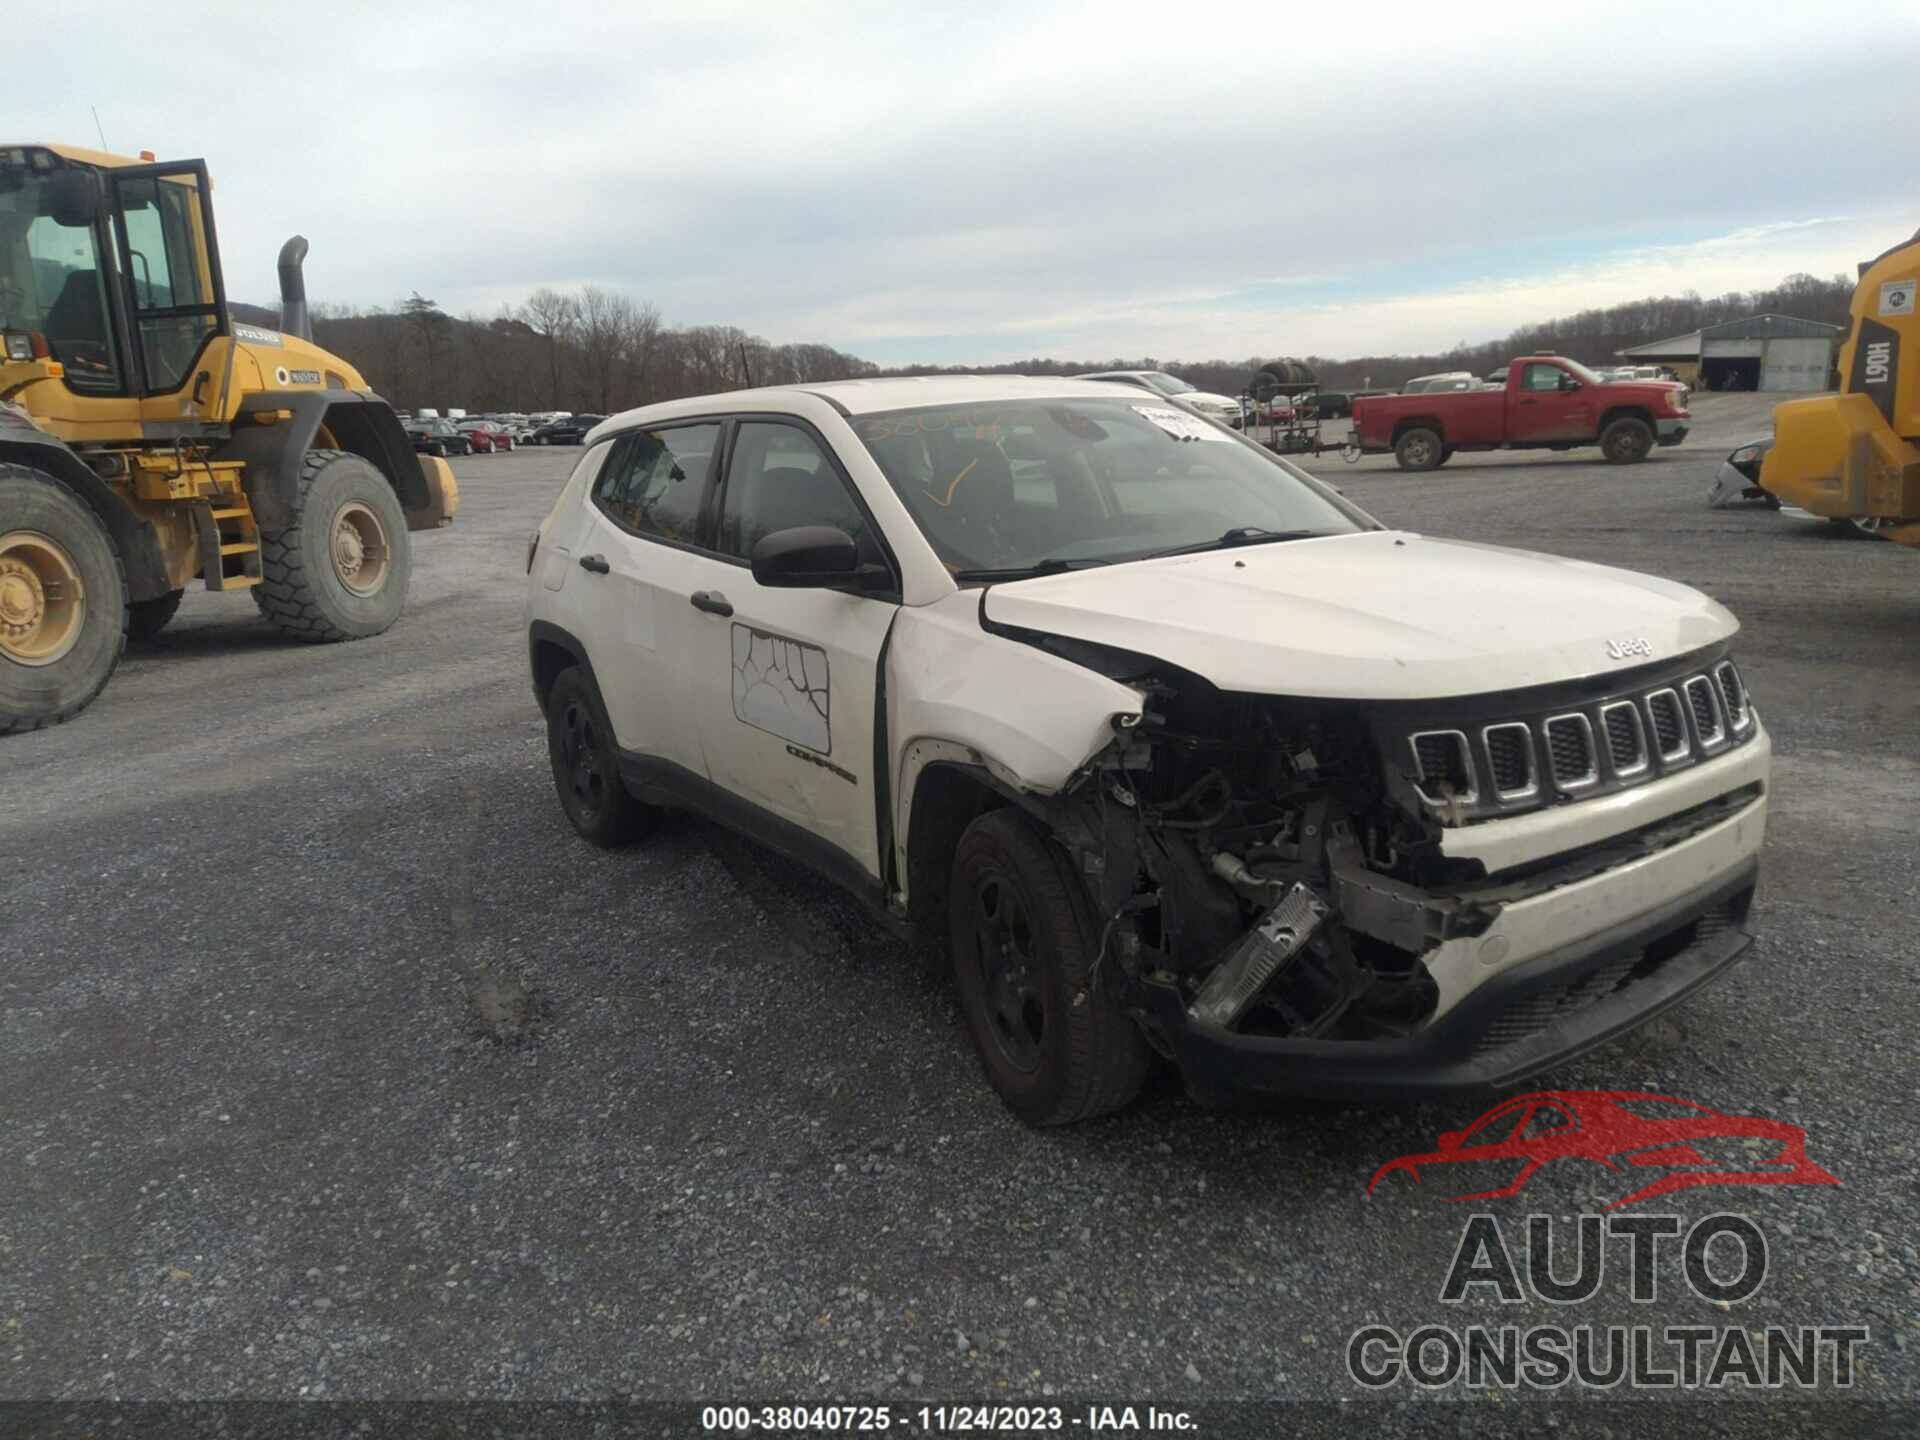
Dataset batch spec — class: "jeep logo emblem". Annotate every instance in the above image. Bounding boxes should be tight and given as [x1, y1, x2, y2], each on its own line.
[1606, 636, 1653, 660]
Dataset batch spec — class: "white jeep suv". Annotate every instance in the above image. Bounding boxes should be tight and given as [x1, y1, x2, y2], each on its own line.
[525, 376, 1769, 1124]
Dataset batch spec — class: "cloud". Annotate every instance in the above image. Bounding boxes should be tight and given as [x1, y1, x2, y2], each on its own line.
[15, 1, 1920, 360]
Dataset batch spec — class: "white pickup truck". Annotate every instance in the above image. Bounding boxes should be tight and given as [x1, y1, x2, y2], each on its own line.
[524, 376, 1769, 1124]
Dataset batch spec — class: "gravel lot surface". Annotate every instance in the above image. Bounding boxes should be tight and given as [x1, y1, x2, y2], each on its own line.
[4, 395, 1915, 1436]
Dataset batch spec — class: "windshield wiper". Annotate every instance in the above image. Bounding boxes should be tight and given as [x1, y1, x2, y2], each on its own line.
[952, 557, 1087, 582]
[1143, 527, 1333, 559]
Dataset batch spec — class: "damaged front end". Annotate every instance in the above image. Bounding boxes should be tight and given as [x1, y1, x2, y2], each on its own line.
[1018, 634, 1766, 1101]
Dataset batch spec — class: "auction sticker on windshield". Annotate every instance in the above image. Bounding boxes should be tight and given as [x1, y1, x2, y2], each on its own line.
[1131, 405, 1230, 442]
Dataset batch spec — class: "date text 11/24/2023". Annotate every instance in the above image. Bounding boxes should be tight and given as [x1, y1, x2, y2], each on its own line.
[700, 1404, 1199, 1432]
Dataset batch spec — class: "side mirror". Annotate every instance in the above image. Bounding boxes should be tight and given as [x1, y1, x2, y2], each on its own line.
[1559, 377, 1581, 392]
[41, 169, 105, 228]
[750, 525, 888, 591]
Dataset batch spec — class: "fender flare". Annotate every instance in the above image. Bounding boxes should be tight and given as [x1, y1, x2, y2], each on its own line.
[0, 406, 171, 602]
[1597, 404, 1654, 438]
[214, 390, 428, 530]
[527, 619, 595, 716]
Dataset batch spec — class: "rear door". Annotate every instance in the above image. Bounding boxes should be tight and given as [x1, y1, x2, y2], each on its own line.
[680, 416, 901, 883]
[1507, 362, 1595, 443]
[572, 421, 724, 775]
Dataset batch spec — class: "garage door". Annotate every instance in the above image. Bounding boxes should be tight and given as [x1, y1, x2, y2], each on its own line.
[1761, 337, 1832, 392]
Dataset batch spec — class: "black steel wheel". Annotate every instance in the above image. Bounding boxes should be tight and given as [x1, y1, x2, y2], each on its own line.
[545, 665, 651, 847]
[969, 868, 1047, 1073]
[949, 809, 1149, 1125]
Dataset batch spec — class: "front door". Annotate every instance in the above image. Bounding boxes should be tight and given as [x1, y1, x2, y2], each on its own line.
[1508, 361, 1595, 443]
[106, 161, 227, 416]
[683, 418, 899, 882]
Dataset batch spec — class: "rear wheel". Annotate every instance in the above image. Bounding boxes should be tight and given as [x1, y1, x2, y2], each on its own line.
[949, 809, 1149, 1125]
[1394, 427, 1443, 472]
[545, 666, 652, 846]
[255, 449, 412, 643]
[1601, 417, 1654, 464]
[0, 465, 127, 734]
[127, 588, 184, 641]
[1437, 445, 1456, 467]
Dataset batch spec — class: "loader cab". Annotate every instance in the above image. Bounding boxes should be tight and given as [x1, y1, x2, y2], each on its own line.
[0, 145, 227, 406]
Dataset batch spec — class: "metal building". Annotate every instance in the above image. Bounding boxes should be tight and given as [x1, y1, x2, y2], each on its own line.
[1615, 313, 1842, 392]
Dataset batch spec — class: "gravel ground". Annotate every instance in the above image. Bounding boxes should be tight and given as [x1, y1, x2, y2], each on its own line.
[3, 397, 1915, 1436]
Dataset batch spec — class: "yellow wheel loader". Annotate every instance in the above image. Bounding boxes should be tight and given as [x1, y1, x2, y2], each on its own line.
[1762, 226, 1920, 548]
[0, 143, 456, 733]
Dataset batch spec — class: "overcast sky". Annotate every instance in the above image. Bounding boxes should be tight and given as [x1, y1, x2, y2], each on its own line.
[22, 1, 1920, 363]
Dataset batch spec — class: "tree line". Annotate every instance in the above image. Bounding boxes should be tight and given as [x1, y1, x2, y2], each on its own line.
[235, 286, 878, 415]
[245, 269, 1857, 413]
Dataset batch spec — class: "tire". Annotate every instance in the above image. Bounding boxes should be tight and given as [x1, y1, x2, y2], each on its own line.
[1437, 446, 1456, 467]
[545, 666, 652, 847]
[0, 465, 127, 734]
[949, 808, 1149, 1125]
[254, 449, 412, 643]
[1600, 417, 1654, 464]
[1394, 427, 1444, 472]
[1834, 515, 1892, 540]
[127, 588, 184, 641]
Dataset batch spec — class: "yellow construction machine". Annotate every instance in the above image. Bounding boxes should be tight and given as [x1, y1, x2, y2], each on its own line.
[1, 143, 456, 733]
[1762, 227, 1920, 547]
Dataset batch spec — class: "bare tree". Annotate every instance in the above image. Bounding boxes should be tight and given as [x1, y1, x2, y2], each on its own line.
[521, 287, 579, 409]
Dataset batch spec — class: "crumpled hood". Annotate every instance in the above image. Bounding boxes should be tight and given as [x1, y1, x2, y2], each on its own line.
[981, 531, 1738, 700]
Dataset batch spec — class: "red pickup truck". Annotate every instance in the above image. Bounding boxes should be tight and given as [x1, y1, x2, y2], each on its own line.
[1350, 355, 1691, 471]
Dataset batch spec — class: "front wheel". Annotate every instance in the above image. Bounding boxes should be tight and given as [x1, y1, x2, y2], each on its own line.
[949, 809, 1149, 1125]
[0, 465, 127, 733]
[1394, 427, 1444, 472]
[1601, 417, 1654, 464]
[255, 449, 412, 643]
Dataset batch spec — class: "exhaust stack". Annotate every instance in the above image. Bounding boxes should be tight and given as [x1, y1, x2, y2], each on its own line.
[277, 235, 312, 342]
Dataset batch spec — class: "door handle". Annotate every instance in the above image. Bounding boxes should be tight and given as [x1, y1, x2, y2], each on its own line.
[578, 554, 610, 574]
[690, 590, 734, 617]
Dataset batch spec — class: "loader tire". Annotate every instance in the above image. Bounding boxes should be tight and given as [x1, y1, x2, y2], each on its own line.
[1394, 427, 1444, 471]
[127, 588, 184, 641]
[255, 449, 411, 643]
[0, 465, 126, 734]
[1601, 417, 1654, 464]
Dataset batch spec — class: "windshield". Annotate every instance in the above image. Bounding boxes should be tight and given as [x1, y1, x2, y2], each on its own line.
[852, 397, 1362, 576]
[0, 160, 121, 392]
[1138, 371, 1193, 396]
[1559, 358, 1604, 385]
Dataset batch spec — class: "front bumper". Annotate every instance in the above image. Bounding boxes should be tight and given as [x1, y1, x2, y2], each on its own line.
[1709, 457, 1769, 508]
[1144, 791, 1765, 1101]
[1657, 417, 1690, 445]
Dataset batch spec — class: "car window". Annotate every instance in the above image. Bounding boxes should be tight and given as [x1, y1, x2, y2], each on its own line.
[590, 423, 721, 546]
[718, 420, 880, 565]
[1521, 364, 1565, 392]
[1612, 1097, 1713, 1120]
[1519, 1104, 1574, 1140]
[1461, 1106, 1528, 1147]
